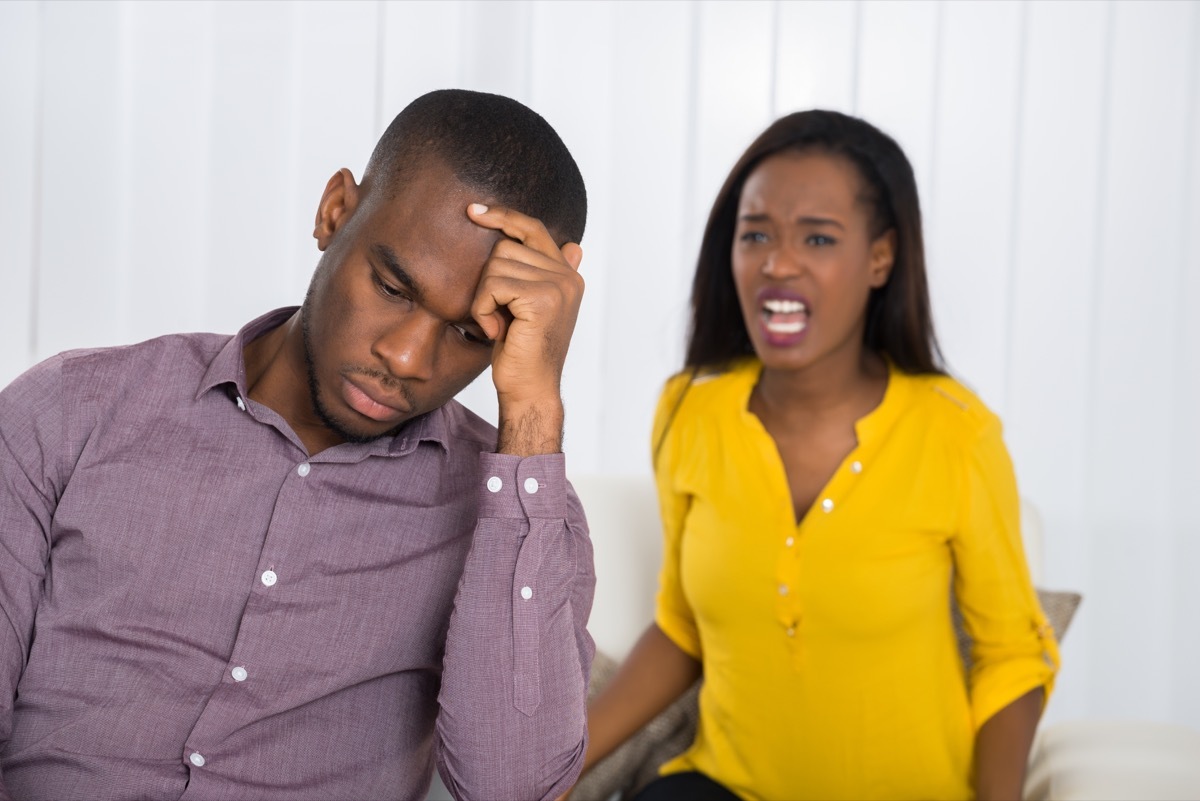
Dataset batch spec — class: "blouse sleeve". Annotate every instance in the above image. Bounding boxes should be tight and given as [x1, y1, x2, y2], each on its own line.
[951, 416, 1060, 730]
[650, 373, 702, 660]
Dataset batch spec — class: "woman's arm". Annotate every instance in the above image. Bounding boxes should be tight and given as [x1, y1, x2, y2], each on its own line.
[973, 686, 1044, 800]
[581, 623, 702, 775]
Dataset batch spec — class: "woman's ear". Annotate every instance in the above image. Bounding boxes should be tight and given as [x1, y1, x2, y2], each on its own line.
[313, 168, 361, 251]
[869, 228, 897, 288]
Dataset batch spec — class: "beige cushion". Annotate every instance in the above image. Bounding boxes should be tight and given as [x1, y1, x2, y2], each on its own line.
[574, 589, 1082, 801]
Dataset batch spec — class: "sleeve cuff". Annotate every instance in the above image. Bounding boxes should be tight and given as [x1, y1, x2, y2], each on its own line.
[477, 452, 568, 520]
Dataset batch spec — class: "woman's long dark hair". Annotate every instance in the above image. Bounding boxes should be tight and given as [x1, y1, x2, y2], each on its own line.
[684, 110, 944, 375]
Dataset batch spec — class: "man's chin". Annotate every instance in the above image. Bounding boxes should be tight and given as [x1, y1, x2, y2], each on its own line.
[316, 401, 408, 444]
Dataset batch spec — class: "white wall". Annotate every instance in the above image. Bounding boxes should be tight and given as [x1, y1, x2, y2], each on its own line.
[2, 0, 1198, 731]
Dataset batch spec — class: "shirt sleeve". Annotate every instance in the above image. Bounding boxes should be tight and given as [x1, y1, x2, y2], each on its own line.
[436, 452, 595, 801]
[950, 416, 1059, 731]
[0, 358, 67, 801]
[651, 374, 702, 660]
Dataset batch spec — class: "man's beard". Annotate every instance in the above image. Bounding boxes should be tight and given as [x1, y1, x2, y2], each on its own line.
[300, 306, 412, 445]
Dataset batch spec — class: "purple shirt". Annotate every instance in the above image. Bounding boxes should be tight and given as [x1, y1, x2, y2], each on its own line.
[0, 308, 595, 801]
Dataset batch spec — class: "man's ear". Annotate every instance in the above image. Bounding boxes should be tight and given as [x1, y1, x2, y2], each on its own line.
[868, 228, 897, 288]
[313, 168, 361, 251]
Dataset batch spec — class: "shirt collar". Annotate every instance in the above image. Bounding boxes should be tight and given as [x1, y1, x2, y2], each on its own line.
[195, 306, 451, 457]
[728, 355, 914, 446]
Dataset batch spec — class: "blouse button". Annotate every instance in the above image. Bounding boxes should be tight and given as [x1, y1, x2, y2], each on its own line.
[850, 460, 862, 474]
[785, 536, 795, 547]
[821, 498, 834, 513]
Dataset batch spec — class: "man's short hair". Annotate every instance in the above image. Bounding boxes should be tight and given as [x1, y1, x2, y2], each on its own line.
[364, 89, 587, 246]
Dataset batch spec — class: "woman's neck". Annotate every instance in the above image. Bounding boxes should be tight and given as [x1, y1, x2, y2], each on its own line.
[754, 347, 888, 425]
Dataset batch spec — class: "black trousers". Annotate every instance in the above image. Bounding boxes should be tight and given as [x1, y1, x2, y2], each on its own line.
[631, 771, 741, 801]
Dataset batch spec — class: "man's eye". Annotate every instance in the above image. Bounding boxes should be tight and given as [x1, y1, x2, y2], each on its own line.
[373, 272, 410, 301]
[807, 234, 836, 246]
[452, 324, 492, 347]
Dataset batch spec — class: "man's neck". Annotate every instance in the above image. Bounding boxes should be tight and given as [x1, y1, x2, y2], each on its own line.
[243, 312, 344, 455]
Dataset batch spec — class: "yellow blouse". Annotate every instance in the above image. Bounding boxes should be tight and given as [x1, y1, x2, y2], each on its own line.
[652, 359, 1058, 801]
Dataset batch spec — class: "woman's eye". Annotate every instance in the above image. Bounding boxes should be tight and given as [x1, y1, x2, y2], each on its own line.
[807, 234, 836, 247]
[739, 231, 769, 244]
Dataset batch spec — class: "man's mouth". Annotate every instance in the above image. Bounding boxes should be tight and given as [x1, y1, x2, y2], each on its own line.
[341, 375, 409, 424]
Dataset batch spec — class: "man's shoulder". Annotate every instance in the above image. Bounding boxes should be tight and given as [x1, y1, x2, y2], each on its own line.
[5, 332, 231, 404]
[53, 332, 231, 400]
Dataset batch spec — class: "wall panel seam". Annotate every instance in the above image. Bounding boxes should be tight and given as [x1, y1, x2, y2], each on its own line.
[29, 0, 46, 365]
[1081, 0, 1116, 570]
[1003, 0, 1031, 419]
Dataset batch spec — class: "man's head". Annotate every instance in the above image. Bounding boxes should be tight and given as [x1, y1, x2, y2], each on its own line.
[364, 89, 587, 247]
[300, 89, 587, 444]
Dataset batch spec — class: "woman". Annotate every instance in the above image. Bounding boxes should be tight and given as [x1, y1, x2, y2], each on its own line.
[580, 111, 1058, 800]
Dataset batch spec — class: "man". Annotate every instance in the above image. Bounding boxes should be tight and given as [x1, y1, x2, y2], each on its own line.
[0, 89, 594, 801]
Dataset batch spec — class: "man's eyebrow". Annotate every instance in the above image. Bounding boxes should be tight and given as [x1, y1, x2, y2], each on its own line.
[371, 244, 424, 301]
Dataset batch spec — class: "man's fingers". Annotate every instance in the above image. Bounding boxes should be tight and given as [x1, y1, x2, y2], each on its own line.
[467, 203, 572, 262]
[561, 242, 583, 272]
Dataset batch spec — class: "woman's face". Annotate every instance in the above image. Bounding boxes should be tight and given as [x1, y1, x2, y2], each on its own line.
[732, 150, 895, 375]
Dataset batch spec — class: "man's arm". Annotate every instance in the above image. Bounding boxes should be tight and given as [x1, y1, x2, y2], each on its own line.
[0, 358, 66, 801]
[435, 204, 593, 800]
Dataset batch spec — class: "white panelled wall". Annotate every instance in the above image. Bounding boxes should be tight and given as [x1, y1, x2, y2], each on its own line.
[1, 0, 1198, 731]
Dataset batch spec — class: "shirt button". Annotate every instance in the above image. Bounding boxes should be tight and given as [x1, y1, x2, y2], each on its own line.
[297, 463, 311, 477]
[850, 460, 863, 474]
[520, 586, 533, 600]
[231, 666, 248, 682]
[189, 752, 206, 768]
[778, 584, 789, 596]
[523, 477, 539, 494]
[822, 498, 834, 513]
[486, 476, 503, 493]
[261, 570, 277, 587]
[235, 396, 246, 412]
[785, 536, 795, 547]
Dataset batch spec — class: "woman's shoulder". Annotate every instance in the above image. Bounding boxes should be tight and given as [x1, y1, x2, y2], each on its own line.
[657, 359, 758, 417]
[652, 359, 758, 457]
[893, 369, 1002, 441]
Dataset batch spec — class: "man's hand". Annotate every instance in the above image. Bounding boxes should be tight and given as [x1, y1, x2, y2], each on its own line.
[467, 203, 584, 457]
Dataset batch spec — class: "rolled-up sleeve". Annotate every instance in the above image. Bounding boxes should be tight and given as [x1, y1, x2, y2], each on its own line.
[651, 374, 702, 660]
[436, 452, 595, 801]
[951, 418, 1059, 731]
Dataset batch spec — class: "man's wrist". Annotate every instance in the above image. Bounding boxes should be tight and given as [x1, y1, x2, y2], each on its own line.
[496, 396, 564, 457]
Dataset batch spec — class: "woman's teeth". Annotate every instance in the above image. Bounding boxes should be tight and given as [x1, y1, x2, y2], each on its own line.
[762, 298, 808, 334]
[763, 299, 807, 315]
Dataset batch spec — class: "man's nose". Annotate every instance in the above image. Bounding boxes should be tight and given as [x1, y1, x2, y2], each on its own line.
[371, 313, 439, 381]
